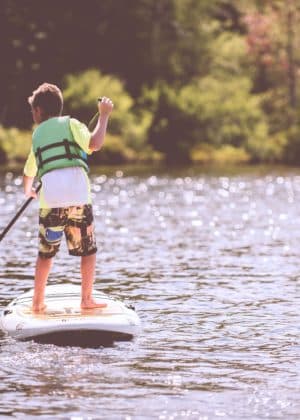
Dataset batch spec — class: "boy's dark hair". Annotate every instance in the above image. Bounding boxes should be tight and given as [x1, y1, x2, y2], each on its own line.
[28, 83, 63, 118]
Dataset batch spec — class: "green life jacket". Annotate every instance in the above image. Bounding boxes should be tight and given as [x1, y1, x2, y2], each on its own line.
[32, 116, 89, 179]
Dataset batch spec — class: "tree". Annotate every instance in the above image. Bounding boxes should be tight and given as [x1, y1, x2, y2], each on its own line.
[0, 0, 217, 128]
[244, 0, 300, 108]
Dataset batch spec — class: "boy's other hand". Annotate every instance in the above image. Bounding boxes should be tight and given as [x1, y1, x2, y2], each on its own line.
[98, 97, 114, 117]
[25, 188, 38, 199]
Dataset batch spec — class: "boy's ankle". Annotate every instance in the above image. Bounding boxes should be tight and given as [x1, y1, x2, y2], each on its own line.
[32, 302, 46, 312]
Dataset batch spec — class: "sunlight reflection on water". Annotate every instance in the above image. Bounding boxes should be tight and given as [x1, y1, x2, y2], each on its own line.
[0, 167, 299, 419]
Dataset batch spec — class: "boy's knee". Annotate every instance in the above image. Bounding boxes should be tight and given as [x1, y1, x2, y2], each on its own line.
[38, 251, 56, 259]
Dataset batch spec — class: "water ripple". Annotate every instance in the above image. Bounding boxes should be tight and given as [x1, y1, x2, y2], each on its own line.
[0, 168, 299, 419]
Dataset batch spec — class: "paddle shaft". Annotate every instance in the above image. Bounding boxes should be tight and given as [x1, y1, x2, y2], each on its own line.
[0, 183, 42, 242]
[87, 97, 103, 131]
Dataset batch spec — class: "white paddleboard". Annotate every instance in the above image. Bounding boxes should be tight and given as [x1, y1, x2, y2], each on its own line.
[0, 284, 141, 346]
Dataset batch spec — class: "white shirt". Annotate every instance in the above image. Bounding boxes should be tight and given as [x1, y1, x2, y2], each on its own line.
[40, 167, 91, 208]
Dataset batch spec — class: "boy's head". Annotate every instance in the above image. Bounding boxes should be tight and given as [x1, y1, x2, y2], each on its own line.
[28, 83, 63, 123]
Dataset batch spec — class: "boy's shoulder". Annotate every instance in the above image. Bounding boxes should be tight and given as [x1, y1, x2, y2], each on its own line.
[69, 118, 89, 132]
[33, 115, 70, 133]
[69, 117, 84, 125]
[51, 115, 70, 124]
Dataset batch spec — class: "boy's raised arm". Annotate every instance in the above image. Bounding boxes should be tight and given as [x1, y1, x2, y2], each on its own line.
[89, 97, 113, 152]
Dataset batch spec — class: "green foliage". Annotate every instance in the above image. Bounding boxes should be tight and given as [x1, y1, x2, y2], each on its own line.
[245, 127, 286, 163]
[2, 0, 300, 166]
[88, 134, 136, 165]
[0, 146, 7, 164]
[148, 76, 269, 163]
[191, 144, 250, 163]
[148, 84, 199, 163]
[171, 0, 217, 81]
[63, 69, 133, 134]
[282, 125, 300, 164]
[0, 125, 32, 163]
[182, 76, 268, 146]
[209, 31, 253, 79]
[63, 69, 155, 155]
[259, 89, 291, 134]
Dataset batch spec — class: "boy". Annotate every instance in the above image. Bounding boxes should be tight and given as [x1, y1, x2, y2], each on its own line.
[23, 82, 113, 312]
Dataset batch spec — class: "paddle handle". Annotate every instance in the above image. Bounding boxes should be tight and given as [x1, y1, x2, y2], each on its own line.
[0, 183, 42, 242]
[87, 97, 103, 131]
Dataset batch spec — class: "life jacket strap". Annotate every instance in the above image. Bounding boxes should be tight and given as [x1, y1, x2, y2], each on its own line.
[35, 139, 87, 169]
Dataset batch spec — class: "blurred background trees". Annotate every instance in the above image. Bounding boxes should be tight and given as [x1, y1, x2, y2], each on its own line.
[0, 0, 300, 165]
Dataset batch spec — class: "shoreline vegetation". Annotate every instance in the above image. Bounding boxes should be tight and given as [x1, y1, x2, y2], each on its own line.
[0, 118, 298, 168]
[1, 123, 299, 168]
[0, 122, 254, 167]
[1, 64, 300, 168]
[2, 2, 300, 167]
[0, 123, 275, 167]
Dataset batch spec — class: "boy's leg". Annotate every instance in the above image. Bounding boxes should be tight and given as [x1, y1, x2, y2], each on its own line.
[65, 205, 107, 309]
[81, 253, 107, 309]
[32, 256, 52, 311]
[34, 207, 66, 311]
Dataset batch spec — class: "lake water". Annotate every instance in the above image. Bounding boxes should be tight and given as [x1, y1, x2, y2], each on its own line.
[0, 165, 299, 419]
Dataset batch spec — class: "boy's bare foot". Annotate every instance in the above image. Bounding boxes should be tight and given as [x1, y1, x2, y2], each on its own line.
[81, 299, 107, 310]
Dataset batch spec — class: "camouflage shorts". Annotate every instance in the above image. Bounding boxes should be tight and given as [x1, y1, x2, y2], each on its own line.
[38, 205, 97, 258]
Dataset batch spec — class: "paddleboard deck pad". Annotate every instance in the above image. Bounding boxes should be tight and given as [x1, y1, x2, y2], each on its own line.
[0, 284, 141, 347]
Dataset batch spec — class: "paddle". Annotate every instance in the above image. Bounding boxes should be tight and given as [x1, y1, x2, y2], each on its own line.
[87, 97, 102, 131]
[0, 183, 42, 242]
